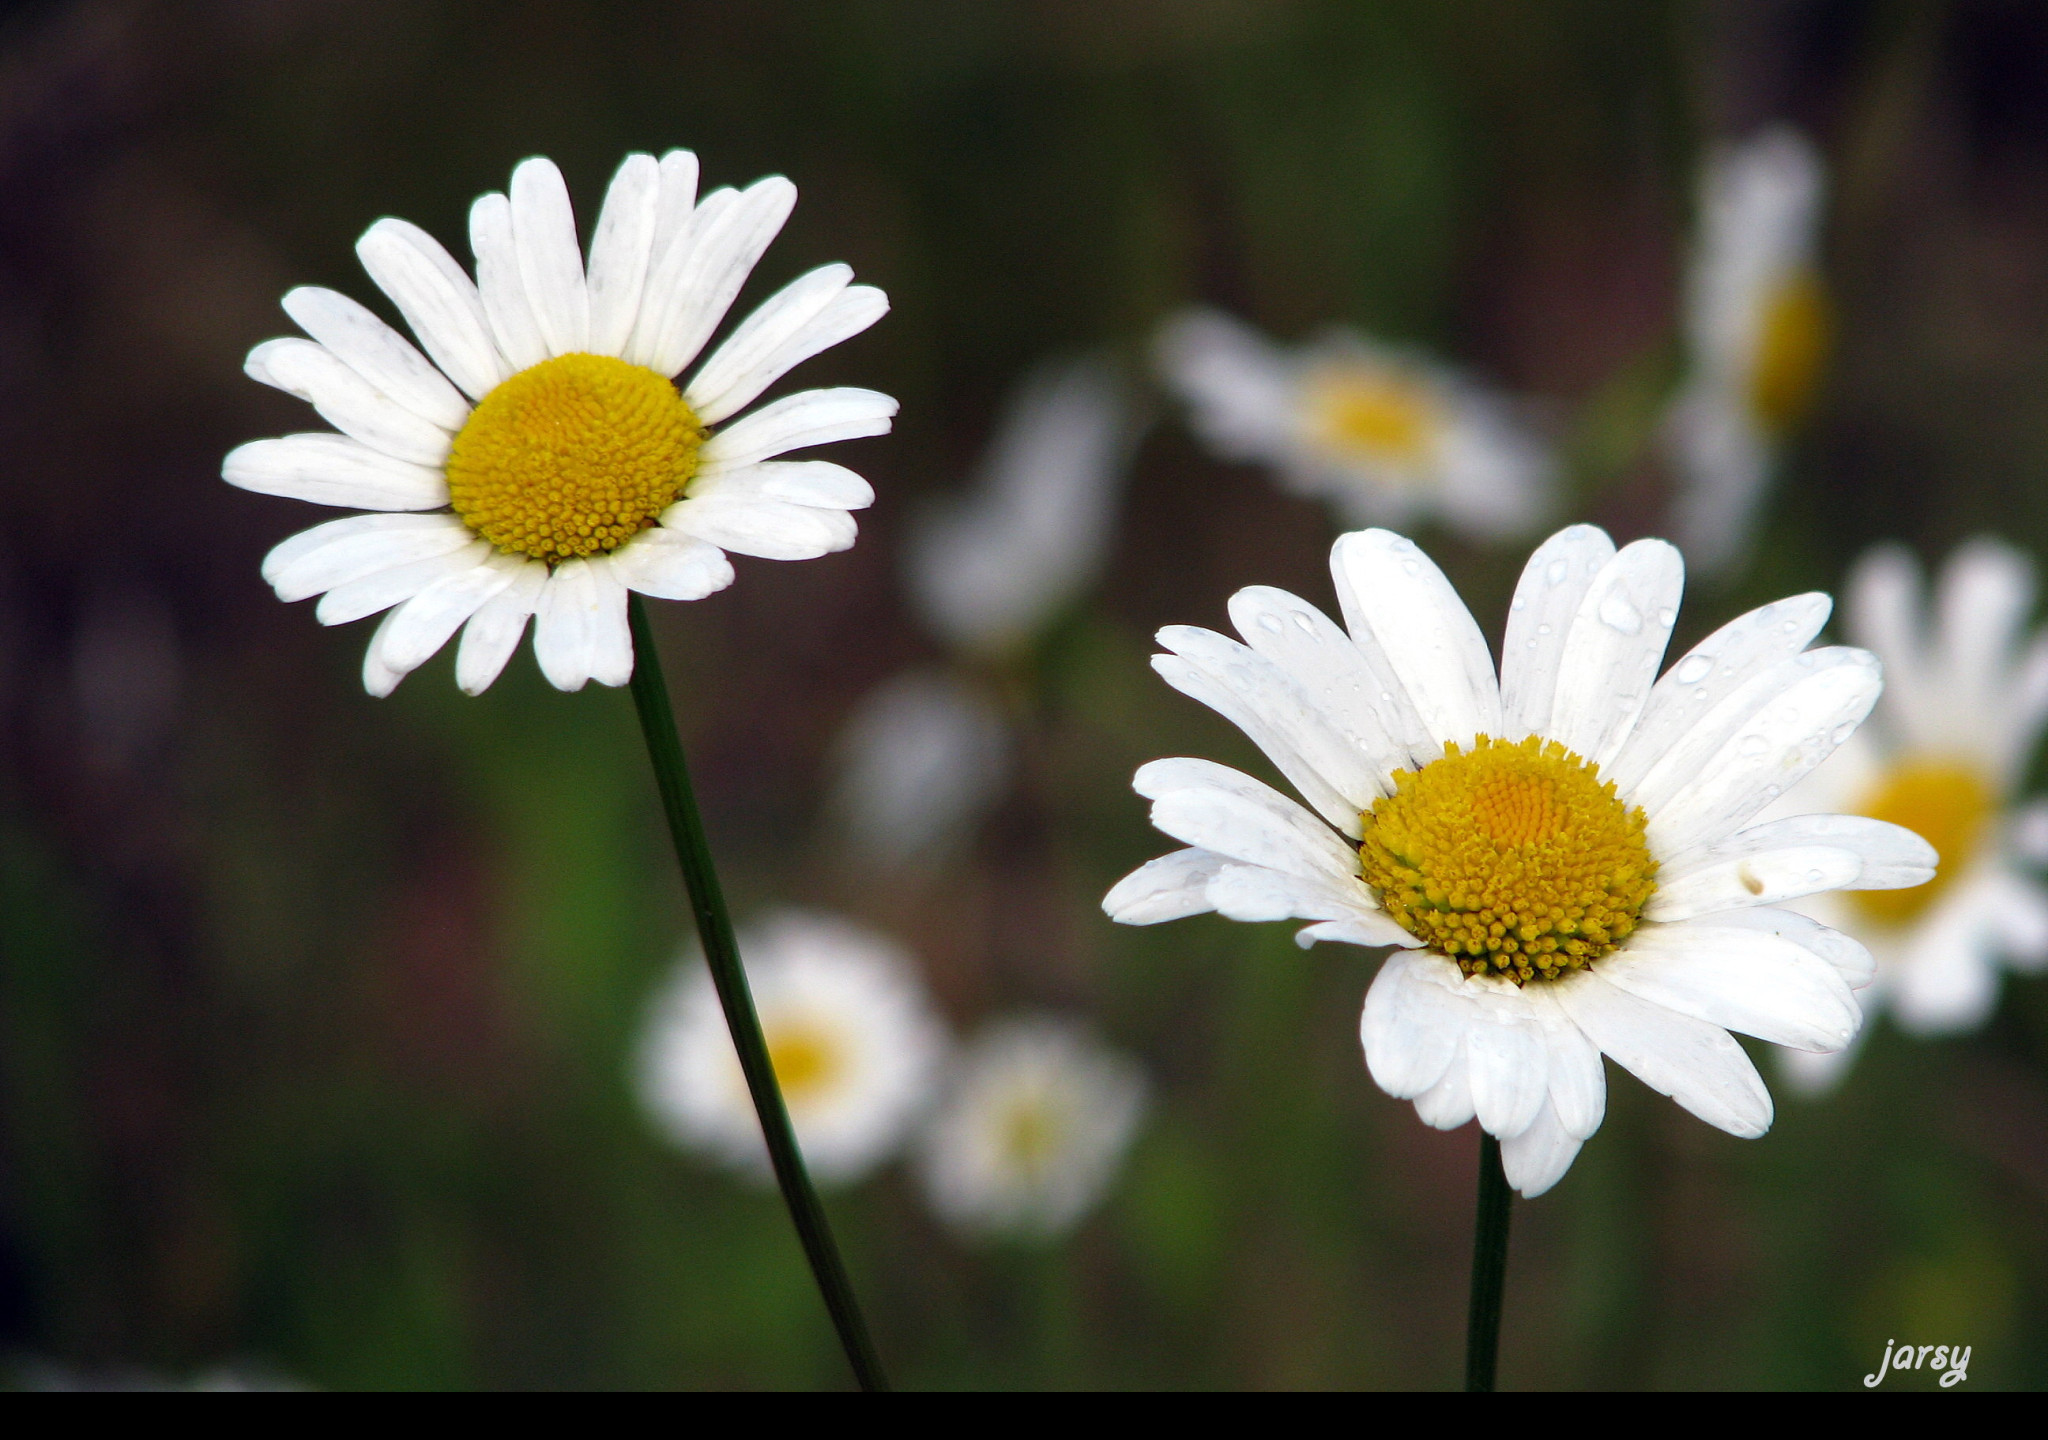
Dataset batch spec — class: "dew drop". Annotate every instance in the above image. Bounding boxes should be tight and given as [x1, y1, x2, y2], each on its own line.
[1657, 608, 1677, 627]
[1738, 734, 1769, 758]
[1258, 613, 1284, 634]
[1693, 687, 1709, 700]
[1673, 655, 1713, 685]
[1537, 623, 1553, 636]
[1292, 612, 1317, 633]
[1807, 869, 1825, 885]
[1831, 722, 1856, 744]
[1546, 559, 1569, 585]
[1401, 559, 1420, 576]
[1598, 593, 1644, 635]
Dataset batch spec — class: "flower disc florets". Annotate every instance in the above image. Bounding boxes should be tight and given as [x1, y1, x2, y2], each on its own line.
[446, 352, 706, 562]
[1359, 734, 1656, 984]
[1849, 758, 1993, 926]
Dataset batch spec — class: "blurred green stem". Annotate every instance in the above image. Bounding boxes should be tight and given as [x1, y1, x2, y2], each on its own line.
[1464, 1133, 1512, 1393]
[626, 595, 889, 1393]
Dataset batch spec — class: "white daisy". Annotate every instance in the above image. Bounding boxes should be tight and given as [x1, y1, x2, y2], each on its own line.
[916, 1015, 1147, 1241]
[1773, 540, 2048, 1093]
[226, 152, 894, 696]
[829, 668, 1013, 869]
[1154, 308, 1551, 541]
[638, 910, 948, 1184]
[906, 356, 1134, 658]
[1668, 128, 1828, 575]
[1104, 523, 1935, 1196]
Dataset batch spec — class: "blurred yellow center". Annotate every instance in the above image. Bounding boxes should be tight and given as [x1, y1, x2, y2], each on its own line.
[1000, 1100, 1061, 1179]
[1359, 735, 1657, 984]
[1748, 269, 1830, 436]
[446, 352, 705, 563]
[1308, 366, 1438, 467]
[767, 1024, 843, 1102]
[1849, 759, 1992, 926]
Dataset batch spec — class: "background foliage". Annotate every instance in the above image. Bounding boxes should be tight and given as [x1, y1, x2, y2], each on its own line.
[1, 0, 2045, 1389]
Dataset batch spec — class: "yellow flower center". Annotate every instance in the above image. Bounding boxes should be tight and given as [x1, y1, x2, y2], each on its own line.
[1358, 735, 1657, 984]
[999, 1099, 1062, 1180]
[1849, 758, 1994, 926]
[766, 1023, 844, 1103]
[1747, 269, 1830, 437]
[445, 352, 705, 562]
[1307, 364, 1439, 468]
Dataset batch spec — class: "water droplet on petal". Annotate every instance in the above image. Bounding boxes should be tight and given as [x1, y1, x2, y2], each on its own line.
[1739, 734, 1770, 758]
[1292, 612, 1317, 633]
[1673, 655, 1713, 685]
[1401, 558, 1420, 576]
[1693, 687, 1709, 700]
[1807, 869, 1825, 884]
[1537, 623, 1553, 636]
[1258, 613, 1284, 634]
[1598, 593, 1644, 635]
[1831, 722, 1856, 744]
[1546, 559, 1569, 585]
[1657, 608, 1676, 627]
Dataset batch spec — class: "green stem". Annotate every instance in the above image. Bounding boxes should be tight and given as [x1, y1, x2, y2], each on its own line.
[625, 595, 889, 1393]
[1464, 1132, 1513, 1393]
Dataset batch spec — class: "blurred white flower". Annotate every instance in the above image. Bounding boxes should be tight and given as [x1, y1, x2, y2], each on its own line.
[1668, 128, 1828, 575]
[1105, 524, 1929, 1196]
[1154, 308, 1551, 540]
[639, 910, 948, 1184]
[829, 669, 1013, 866]
[228, 151, 892, 696]
[917, 1015, 1147, 1240]
[1776, 540, 2048, 1093]
[907, 356, 1134, 658]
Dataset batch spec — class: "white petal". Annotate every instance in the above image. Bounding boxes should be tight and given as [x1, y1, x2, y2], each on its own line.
[1524, 986, 1606, 1140]
[687, 264, 860, 421]
[1643, 649, 1883, 856]
[509, 157, 590, 357]
[315, 539, 492, 626]
[685, 460, 873, 511]
[1652, 814, 1936, 920]
[263, 513, 474, 602]
[1103, 848, 1229, 924]
[697, 387, 898, 472]
[634, 176, 798, 379]
[224, 433, 448, 512]
[455, 560, 547, 695]
[1499, 524, 1615, 741]
[533, 558, 602, 691]
[1153, 308, 1298, 461]
[1599, 920, 1859, 1052]
[689, 282, 886, 425]
[1845, 545, 1934, 744]
[1649, 846, 1863, 921]
[1776, 1038, 1860, 1099]
[373, 551, 525, 684]
[1891, 919, 2002, 1035]
[468, 191, 548, 372]
[1359, 948, 1465, 1098]
[1154, 626, 1377, 834]
[624, 184, 734, 369]
[1938, 536, 2035, 705]
[583, 556, 634, 687]
[650, 150, 701, 264]
[1294, 915, 1414, 949]
[1204, 862, 1385, 928]
[244, 338, 451, 467]
[1329, 529, 1502, 749]
[1707, 906, 1875, 989]
[1608, 592, 1832, 797]
[1463, 987, 1548, 1140]
[663, 496, 857, 561]
[1546, 539, 1684, 769]
[1226, 587, 1411, 790]
[280, 286, 470, 431]
[1498, 1098, 1583, 1198]
[1411, 1039, 1476, 1129]
[585, 153, 661, 358]
[1134, 756, 1359, 883]
[1986, 868, 2048, 970]
[355, 217, 510, 401]
[606, 527, 735, 601]
[1551, 969, 1772, 1138]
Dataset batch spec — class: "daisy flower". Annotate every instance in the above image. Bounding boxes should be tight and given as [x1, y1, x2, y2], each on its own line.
[1774, 540, 2048, 1092]
[829, 669, 1012, 868]
[639, 910, 947, 1184]
[227, 152, 893, 696]
[1154, 308, 1551, 541]
[1104, 523, 1934, 1196]
[1668, 129, 1828, 575]
[906, 356, 1134, 658]
[916, 1016, 1147, 1241]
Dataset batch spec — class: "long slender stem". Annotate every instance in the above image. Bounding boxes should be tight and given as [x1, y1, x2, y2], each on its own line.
[625, 595, 889, 1392]
[1464, 1132, 1513, 1393]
